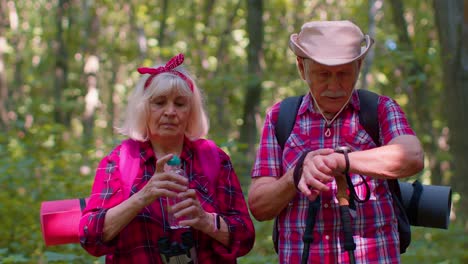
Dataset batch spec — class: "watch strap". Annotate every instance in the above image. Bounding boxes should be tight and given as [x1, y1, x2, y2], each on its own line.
[293, 151, 311, 189]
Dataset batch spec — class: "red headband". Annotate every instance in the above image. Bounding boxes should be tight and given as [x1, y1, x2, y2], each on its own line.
[137, 53, 194, 91]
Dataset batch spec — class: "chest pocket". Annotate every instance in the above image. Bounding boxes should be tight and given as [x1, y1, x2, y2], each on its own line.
[282, 133, 312, 173]
[343, 123, 378, 151]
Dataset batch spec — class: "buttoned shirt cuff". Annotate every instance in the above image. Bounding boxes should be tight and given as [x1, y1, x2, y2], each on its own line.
[209, 215, 245, 260]
[80, 208, 119, 255]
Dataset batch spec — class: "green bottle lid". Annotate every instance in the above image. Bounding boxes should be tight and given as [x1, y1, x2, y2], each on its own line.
[167, 155, 181, 166]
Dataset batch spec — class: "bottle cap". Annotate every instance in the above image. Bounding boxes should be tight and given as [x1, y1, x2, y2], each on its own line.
[167, 155, 181, 166]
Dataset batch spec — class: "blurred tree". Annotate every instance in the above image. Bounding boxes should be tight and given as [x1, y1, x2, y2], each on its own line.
[0, 0, 9, 130]
[389, 0, 440, 183]
[82, 5, 100, 147]
[361, 0, 382, 90]
[433, 0, 468, 223]
[208, 0, 242, 138]
[54, 0, 70, 125]
[0, 0, 465, 262]
[240, 0, 264, 158]
[159, 0, 169, 48]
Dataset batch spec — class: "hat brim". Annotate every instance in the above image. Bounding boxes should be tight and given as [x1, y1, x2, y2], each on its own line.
[289, 34, 374, 66]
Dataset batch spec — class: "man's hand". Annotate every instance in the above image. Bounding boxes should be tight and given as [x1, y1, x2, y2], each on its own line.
[297, 148, 345, 200]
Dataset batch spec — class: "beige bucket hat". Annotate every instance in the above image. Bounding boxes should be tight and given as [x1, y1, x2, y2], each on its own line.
[289, 20, 374, 66]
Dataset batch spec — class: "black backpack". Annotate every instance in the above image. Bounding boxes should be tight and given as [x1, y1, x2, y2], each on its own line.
[273, 89, 411, 254]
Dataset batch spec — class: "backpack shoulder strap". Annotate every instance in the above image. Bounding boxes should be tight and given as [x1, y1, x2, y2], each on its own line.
[275, 95, 304, 149]
[192, 139, 220, 191]
[357, 89, 380, 146]
[119, 139, 141, 198]
[272, 95, 303, 253]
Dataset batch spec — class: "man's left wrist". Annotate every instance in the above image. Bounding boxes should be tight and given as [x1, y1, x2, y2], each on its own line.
[334, 146, 351, 174]
[334, 152, 347, 173]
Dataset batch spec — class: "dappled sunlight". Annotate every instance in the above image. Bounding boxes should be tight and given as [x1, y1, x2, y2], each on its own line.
[0, 0, 465, 262]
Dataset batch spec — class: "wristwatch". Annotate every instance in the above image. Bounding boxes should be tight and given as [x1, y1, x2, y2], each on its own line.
[334, 146, 352, 174]
[334, 146, 371, 206]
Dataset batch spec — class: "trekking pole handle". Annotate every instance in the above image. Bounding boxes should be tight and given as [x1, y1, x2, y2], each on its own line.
[335, 146, 357, 264]
[336, 175, 349, 206]
[335, 146, 352, 206]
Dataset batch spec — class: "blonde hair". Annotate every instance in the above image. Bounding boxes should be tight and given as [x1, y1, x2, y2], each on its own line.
[116, 65, 209, 141]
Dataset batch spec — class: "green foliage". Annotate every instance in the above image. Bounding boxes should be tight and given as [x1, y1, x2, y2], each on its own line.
[238, 218, 277, 264]
[0, 122, 102, 263]
[401, 224, 468, 264]
[0, 0, 465, 262]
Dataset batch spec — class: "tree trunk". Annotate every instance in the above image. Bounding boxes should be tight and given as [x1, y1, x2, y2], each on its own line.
[361, 0, 382, 91]
[0, 0, 9, 130]
[129, 2, 147, 60]
[210, 1, 241, 135]
[240, 0, 263, 157]
[82, 7, 100, 146]
[10, 1, 26, 125]
[54, 0, 70, 124]
[433, 0, 468, 224]
[158, 0, 169, 47]
[201, 0, 216, 48]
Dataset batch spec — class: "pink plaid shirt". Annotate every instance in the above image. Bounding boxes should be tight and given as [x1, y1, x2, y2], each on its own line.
[80, 139, 254, 263]
[252, 91, 415, 264]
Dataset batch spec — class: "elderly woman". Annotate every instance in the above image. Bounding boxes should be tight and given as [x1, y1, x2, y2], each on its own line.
[79, 54, 255, 263]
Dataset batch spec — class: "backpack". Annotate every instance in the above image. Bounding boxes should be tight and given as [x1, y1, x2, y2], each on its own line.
[272, 89, 411, 254]
[40, 138, 220, 246]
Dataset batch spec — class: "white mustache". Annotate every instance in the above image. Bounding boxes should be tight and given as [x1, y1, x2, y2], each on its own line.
[320, 91, 347, 98]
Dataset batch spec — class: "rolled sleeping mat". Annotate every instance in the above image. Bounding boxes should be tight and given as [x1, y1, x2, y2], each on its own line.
[40, 197, 89, 246]
[399, 180, 452, 229]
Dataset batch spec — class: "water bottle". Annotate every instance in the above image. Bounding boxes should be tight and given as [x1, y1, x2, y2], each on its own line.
[165, 155, 189, 229]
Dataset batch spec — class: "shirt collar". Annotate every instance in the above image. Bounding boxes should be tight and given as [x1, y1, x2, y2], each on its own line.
[140, 137, 195, 165]
[140, 140, 154, 163]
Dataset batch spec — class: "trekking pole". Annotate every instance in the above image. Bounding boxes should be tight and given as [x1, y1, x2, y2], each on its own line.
[301, 197, 321, 264]
[336, 174, 356, 264]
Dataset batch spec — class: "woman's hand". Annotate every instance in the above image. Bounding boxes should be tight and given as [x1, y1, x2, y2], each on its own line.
[170, 189, 212, 233]
[134, 154, 189, 207]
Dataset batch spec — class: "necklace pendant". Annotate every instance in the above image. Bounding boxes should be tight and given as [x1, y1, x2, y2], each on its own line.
[325, 127, 331, 137]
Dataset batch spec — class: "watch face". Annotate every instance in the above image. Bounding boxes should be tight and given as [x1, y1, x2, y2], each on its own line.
[335, 146, 351, 153]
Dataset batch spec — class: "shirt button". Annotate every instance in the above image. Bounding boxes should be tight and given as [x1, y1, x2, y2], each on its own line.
[324, 203, 329, 208]
[325, 235, 330, 240]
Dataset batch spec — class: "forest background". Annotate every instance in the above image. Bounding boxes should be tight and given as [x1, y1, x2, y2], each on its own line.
[0, 0, 467, 263]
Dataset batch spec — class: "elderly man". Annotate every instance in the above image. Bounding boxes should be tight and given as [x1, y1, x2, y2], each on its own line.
[249, 20, 424, 263]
